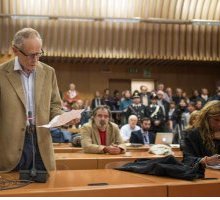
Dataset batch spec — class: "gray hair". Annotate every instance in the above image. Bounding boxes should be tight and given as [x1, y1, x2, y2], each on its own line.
[91, 105, 112, 121]
[128, 115, 138, 121]
[12, 28, 42, 49]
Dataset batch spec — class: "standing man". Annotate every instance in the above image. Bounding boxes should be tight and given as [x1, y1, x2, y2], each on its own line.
[126, 91, 148, 125]
[81, 105, 126, 154]
[0, 28, 63, 173]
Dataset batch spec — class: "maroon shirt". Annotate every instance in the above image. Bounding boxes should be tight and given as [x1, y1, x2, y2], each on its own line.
[99, 130, 107, 145]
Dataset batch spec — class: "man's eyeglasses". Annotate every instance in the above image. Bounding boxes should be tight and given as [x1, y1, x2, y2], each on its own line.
[14, 46, 44, 59]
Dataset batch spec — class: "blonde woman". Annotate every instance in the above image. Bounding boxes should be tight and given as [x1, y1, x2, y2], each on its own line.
[182, 100, 220, 167]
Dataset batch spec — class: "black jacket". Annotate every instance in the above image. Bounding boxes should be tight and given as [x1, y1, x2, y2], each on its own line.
[181, 128, 220, 166]
[130, 130, 155, 144]
[116, 155, 205, 180]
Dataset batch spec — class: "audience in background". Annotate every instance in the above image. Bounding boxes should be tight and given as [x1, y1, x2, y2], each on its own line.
[58, 82, 220, 146]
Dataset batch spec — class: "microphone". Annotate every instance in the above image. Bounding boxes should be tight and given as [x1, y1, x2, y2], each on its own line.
[27, 111, 34, 136]
[28, 111, 33, 126]
[28, 111, 37, 177]
[19, 111, 48, 183]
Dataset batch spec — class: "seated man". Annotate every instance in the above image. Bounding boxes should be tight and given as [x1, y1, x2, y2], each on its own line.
[81, 105, 126, 154]
[130, 118, 155, 144]
[120, 115, 140, 142]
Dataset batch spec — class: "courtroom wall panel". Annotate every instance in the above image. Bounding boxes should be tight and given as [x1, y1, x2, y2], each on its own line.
[48, 61, 220, 101]
[1, 55, 219, 101]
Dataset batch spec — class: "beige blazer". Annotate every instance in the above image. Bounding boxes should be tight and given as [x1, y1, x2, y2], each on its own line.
[0, 59, 63, 172]
[81, 121, 126, 154]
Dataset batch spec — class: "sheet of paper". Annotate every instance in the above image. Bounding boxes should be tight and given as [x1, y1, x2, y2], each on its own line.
[38, 109, 84, 128]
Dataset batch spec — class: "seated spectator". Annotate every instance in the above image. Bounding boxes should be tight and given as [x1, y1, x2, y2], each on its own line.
[210, 87, 220, 101]
[179, 110, 201, 147]
[167, 101, 176, 131]
[199, 88, 210, 106]
[72, 99, 84, 110]
[185, 102, 197, 126]
[50, 128, 72, 143]
[130, 118, 155, 144]
[157, 90, 170, 123]
[195, 99, 203, 110]
[72, 99, 91, 127]
[102, 88, 115, 110]
[189, 89, 200, 103]
[81, 105, 126, 154]
[91, 90, 105, 110]
[119, 90, 132, 125]
[63, 83, 79, 109]
[113, 89, 121, 110]
[172, 88, 184, 105]
[164, 87, 173, 103]
[185, 110, 200, 130]
[181, 100, 220, 167]
[172, 99, 188, 130]
[120, 115, 140, 142]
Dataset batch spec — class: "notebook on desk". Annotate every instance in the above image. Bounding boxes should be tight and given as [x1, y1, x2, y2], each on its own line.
[155, 132, 174, 145]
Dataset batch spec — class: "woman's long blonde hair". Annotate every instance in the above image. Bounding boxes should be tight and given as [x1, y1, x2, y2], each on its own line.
[194, 100, 220, 153]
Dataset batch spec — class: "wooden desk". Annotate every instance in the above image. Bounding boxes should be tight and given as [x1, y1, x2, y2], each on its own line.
[55, 153, 98, 170]
[167, 169, 220, 197]
[132, 168, 220, 197]
[0, 170, 166, 197]
[53, 143, 83, 153]
[1, 169, 219, 196]
[53, 143, 180, 153]
[55, 151, 183, 170]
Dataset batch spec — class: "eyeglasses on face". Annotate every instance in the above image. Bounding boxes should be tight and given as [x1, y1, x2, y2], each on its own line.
[14, 45, 44, 59]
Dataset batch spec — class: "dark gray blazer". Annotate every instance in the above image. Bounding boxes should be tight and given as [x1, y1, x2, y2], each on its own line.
[130, 130, 155, 144]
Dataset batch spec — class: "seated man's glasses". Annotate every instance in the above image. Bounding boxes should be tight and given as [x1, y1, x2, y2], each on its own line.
[14, 45, 44, 59]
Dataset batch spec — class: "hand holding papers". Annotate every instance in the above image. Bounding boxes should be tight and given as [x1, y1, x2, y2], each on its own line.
[38, 109, 84, 128]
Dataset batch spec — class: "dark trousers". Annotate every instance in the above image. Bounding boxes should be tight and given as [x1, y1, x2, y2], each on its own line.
[15, 127, 46, 171]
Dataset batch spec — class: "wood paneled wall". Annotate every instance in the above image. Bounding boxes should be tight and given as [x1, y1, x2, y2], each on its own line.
[49, 61, 220, 101]
[1, 56, 219, 102]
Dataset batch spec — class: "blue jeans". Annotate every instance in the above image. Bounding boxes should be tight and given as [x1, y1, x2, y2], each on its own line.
[15, 128, 46, 171]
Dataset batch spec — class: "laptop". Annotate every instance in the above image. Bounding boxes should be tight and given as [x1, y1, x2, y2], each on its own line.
[155, 132, 174, 145]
